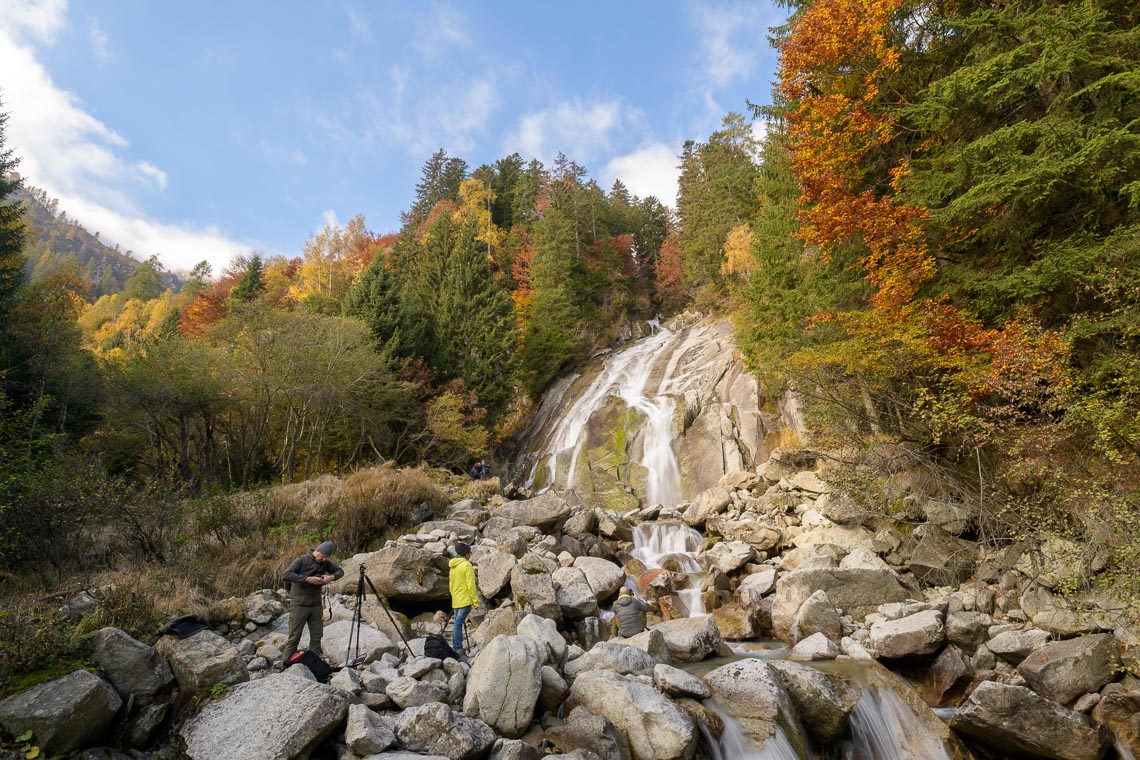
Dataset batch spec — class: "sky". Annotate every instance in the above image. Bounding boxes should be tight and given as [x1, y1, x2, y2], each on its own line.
[0, 0, 786, 275]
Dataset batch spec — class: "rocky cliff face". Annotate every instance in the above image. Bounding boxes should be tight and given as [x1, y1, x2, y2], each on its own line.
[512, 313, 805, 509]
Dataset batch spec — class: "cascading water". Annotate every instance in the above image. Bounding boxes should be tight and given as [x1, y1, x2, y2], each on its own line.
[523, 323, 683, 507]
[630, 521, 706, 616]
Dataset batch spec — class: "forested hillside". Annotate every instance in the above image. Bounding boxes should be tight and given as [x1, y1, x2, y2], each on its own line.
[14, 183, 182, 298]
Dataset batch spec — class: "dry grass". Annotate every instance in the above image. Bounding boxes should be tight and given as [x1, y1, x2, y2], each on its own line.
[456, 476, 503, 502]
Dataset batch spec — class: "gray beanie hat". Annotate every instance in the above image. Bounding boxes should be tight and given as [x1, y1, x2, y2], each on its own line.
[315, 541, 336, 555]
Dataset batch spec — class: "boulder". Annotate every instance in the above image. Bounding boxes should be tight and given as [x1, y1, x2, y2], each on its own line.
[1017, 634, 1120, 706]
[870, 609, 945, 659]
[511, 553, 562, 622]
[544, 705, 629, 760]
[155, 630, 248, 690]
[649, 616, 723, 662]
[395, 702, 498, 760]
[244, 590, 286, 625]
[681, 486, 732, 527]
[0, 670, 122, 756]
[567, 670, 697, 760]
[564, 641, 656, 680]
[791, 589, 841, 644]
[772, 567, 914, 639]
[906, 526, 977, 586]
[950, 681, 1111, 760]
[516, 613, 567, 664]
[180, 671, 347, 760]
[652, 663, 711, 699]
[1091, 691, 1140, 758]
[554, 567, 601, 620]
[320, 620, 397, 666]
[572, 556, 626, 600]
[333, 544, 451, 601]
[788, 632, 840, 661]
[344, 702, 396, 755]
[736, 568, 778, 601]
[358, 598, 415, 644]
[712, 602, 762, 640]
[492, 491, 572, 533]
[706, 518, 781, 553]
[945, 611, 987, 650]
[539, 665, 569, 715]
[921, 645, 973, 706]
[987, 628, 1051, 665]
[386, 677, 447, 709]
[921, 498, 976, 536]
[700, 541, 755, 574]
[472, 546, 518, 599]
[417, 520, 480, 542]
[768, 661, 861, 742]
[463, 635, 544, 738]
[704, 659, 799, 749]
[92, 627, 174, 699]
[838, 547, 891, 571]
[1021, 586, 1100, 637]
[1015, 538, 1108, 591]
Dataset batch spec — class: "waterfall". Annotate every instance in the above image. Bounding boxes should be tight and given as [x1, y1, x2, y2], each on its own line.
[630, 521, 705, 616]
[523, 323, 683, 507]
[703, 706, 801, 760]
[844, 687, 952, 759]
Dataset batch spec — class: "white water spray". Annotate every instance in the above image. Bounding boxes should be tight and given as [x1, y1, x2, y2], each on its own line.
[630, 521, 706, 616]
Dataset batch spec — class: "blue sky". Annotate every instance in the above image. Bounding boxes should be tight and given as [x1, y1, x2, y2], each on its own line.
[0, 0, 785, 275]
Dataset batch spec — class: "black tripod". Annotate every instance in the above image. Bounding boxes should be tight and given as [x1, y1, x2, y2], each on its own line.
[347, 564, 414, 665]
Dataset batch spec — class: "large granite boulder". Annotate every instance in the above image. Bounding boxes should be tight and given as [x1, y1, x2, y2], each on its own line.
[704, 659, 801, 752]
[320, 619, 398, 666]
[906, 526, 977, 586]
[772, 567, 914, 639]
[649, 616, 723, 662]
[573, 556, 626, 600]
[987, 628, 1052, 665]
[681, 487, 732, 528]
[700, 541, 756, 574]
[712, 602, 764, 640]
[92, 627, 174, 699]
[395, 702, 497, 760]
[768, 661, 861, 742]
[567, 670, 697, 760]
[554, 567, 600, 620]
[417, 520, 480, 542]
[344, 702, 396, 755]
[332, 544, 450, 601]
[463, 635, 544, 738]
[1091, 691, 1140, 758]
[180, 671, 347, 760]
[0, 670, 121, 755]
[492, 491, 573, 533]
[564, 641, 657, 680]
[653, 663, 711, 700]
[950, 681, 1111, 760]
[1017, 634, 1120, 705]
[244, 590, 286, 625]
[511, 553, 562, 622]
[870, 609, 945, 659]
[155, 630, 248, 690]
[791, 589, 841, 644]
[471, 546, 517, 599]
[516, 613, 567, 664]
[545, 705, 630, 760]
[386, 677, 447, 709]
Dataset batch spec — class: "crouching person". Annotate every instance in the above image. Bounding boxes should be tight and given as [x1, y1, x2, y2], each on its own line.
[281, 540, 343, 663]
[611, 587, 648, 638]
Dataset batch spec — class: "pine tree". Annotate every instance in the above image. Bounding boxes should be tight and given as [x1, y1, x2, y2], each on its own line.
[0, 101, 27, 318]
[228, 254, 265, 304]
[412, 149, 469, 219]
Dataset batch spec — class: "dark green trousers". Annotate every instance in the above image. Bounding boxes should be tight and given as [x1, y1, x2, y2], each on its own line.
[282, 605, 323, 662]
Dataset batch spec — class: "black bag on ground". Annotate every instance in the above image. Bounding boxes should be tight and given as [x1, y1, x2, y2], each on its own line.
[285, 650, 334, 683]
[158, 614, 209, 639]
[424, 633, 458, 660]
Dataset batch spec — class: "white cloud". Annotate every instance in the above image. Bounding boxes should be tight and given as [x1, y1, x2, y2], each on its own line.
[88, 16, 108, 60]
[603, 142, 682, 208]
[346, 6, 371, 40]
[414, 3, 470, 57]
[0, 3, 249, 274]
[0, 0, 67, 43]
[505, 98, 631, 165]
[321, 209, 338, 229]
[692, 3, 771, 89]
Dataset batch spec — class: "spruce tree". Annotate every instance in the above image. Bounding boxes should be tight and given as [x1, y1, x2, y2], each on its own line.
[0, 101, 26, 318]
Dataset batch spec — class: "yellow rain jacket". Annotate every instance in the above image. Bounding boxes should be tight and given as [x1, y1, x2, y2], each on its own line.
[449, 556, 479, 609]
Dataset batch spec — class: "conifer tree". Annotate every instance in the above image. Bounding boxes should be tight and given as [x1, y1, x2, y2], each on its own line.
[0, 101, 26, 319]
[228, 254, 265, 304]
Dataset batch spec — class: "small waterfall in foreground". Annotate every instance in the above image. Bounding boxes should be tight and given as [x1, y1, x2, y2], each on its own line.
[630, 521, 706, 616]
[702, 678, 955, 759]
[523, 322, 682, 507]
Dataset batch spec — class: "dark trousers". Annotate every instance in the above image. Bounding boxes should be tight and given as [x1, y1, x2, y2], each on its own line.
[283, 605, 323, 661]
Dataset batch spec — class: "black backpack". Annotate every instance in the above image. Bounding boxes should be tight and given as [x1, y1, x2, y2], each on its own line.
[286, 650, 334, 683]
[424, 634, 458, 660]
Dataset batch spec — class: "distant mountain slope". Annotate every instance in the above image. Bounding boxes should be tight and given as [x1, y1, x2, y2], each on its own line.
[14, 182, 182, 298]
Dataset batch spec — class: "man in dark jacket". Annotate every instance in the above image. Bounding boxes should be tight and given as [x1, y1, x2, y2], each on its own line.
[611, 587, 648, 638]
[281, 540, 343, 663]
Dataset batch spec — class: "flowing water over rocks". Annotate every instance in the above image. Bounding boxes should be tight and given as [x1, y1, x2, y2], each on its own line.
[14, 315, 1138, 759]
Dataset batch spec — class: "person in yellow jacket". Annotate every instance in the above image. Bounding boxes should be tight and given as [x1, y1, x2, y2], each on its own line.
[448, 542, 478, 654]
